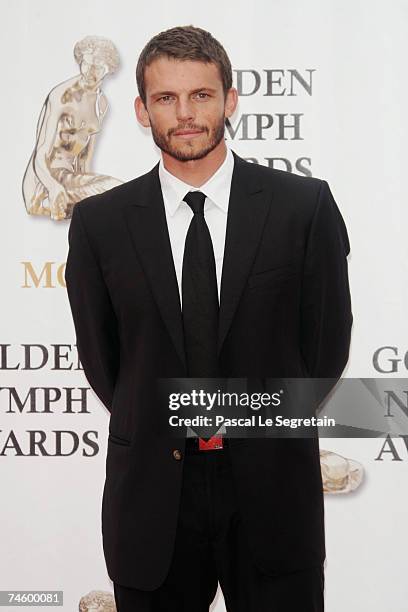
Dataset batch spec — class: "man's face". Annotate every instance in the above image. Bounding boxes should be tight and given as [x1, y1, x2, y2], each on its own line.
[136, 56, 236, 161]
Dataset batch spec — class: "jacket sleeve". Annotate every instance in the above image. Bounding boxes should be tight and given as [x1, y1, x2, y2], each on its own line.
[299, 180, 353, 409]
[64, 202, 120, 413]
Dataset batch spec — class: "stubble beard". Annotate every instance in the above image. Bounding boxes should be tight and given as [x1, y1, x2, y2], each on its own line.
[149, 114, 226, 162]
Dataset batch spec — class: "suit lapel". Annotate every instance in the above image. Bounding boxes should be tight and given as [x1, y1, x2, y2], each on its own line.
[217, 151, 272, 355]
[123, 150, 273, 371]
[123, 164, 187, 371]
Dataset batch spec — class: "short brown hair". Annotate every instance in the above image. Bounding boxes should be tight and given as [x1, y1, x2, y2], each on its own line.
[136, 25, 232, 105]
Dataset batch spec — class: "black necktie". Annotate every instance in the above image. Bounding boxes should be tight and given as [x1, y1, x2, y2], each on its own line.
[181, 191, 219, 378]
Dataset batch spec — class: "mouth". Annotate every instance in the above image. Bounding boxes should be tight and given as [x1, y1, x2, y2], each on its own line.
[173, 129, 204, 139]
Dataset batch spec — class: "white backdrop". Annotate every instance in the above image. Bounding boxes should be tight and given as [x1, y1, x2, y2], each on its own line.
[2, 0, 408, 609]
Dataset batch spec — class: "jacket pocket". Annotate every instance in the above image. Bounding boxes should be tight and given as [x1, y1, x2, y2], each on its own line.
[108, 432, 131, 446]
[247, 264, 297, 289]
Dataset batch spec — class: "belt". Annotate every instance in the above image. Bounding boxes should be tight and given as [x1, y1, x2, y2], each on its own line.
[184, 437, 249, 454]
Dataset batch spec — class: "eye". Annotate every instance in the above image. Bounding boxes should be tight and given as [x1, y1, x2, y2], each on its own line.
[158, 95, 174, 103]
[195, 92, 209, 99]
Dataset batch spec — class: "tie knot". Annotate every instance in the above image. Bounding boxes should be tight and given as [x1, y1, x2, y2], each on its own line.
[183, 190, 206, 215]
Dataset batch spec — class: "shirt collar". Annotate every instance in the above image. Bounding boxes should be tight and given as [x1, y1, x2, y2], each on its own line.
[158, 147, 234, 217]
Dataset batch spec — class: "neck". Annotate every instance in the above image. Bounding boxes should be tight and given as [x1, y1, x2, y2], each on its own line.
[161, 141, 227, 187]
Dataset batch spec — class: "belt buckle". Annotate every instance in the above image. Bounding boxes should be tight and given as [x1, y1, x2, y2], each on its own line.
[198, 435, 223, 451]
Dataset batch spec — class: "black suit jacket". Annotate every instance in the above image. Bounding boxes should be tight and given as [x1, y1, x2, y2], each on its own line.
[65, 149, 353, 590]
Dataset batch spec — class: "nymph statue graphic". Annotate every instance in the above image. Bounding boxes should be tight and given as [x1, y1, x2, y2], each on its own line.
[22, 36, 123, 220]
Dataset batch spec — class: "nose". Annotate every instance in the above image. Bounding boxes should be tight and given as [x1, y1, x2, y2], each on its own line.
[175, 96, 195, 124]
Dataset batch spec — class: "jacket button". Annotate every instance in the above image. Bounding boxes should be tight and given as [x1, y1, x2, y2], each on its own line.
[173, 449, 182, 461]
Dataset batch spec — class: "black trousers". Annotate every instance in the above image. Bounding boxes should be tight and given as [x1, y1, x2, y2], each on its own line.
[113, 439, 325, 611]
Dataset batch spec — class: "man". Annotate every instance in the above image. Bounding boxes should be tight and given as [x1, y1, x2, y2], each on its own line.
[65, 25, 353, 611]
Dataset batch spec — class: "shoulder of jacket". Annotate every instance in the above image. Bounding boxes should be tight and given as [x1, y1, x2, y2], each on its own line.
[73, 166, 156, 219]
[233, 152, 324, 195]
[254, 161, 323, 192]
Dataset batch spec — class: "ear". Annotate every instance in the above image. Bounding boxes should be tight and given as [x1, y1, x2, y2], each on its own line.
[224, 87, 238, 120]
[134, 96, 151, 128]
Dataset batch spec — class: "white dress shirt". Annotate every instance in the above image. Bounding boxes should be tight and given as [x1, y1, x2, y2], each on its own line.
[158, 146, 234, 308]
[158, 146, 235, 439]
